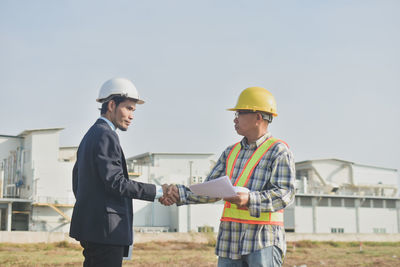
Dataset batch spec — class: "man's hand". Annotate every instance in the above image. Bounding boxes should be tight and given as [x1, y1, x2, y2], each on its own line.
[159, 184, 180, 206]
[223, 192, 250, 209]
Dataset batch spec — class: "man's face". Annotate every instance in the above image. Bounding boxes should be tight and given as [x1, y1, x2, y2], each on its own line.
[109, 99, 136, 131]
[233, 111, 259, 137]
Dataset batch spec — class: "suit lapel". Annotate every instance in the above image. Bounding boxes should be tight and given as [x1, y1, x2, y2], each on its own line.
[96, 119, 127, 177]
[121, 148, 128, 178]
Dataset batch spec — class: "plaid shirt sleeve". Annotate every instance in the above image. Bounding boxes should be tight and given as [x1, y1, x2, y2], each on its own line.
[248, 142, 296, 217]
[177, 149, 230, 205]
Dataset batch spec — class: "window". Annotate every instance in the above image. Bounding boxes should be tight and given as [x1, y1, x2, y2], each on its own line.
[331, 228, 344, 234]
[300, 197, 312, 207]
[361, 199, 371, 208]
[317, 198, 329, 207]
[191, 177, 204, 184]
[386, 200, 396, 209]
[331, 198, 342, 207]
[344, 199, 355, 208]
[373, 199, 384, 208]
[23, 150, 31, 163]
[296, 169, 309, 180]
[198, 226, 214, 232]
[373, 228, 386, 234]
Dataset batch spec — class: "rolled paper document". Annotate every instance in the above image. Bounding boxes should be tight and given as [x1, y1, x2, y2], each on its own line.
[234, 186, 250, 193]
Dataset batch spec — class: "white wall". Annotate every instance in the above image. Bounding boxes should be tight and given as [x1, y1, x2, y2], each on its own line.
[26, 131, 75, 204]
[133, 199, 172, 227]
[58, 147, 77, 161]
[133, 197, 224, 233]
[353, 165, 398, 186]
[50, 162, 75, 204]
[359, 208, 398, 234]
[31, 206, 72, 232]
[295, 196, 400, 234]
[312, 160, 351, 185]
[176, 205, 188, 232]
[132, 153, 216, 186]
[188, 202, 224, 232]
[0, 136, 21, 160]
[316, 207, 357, 233]
[300, 160, 398, 189]
[155, 154, 216, 182]
[21, 135, 34, 199]
[294, 206, 313, 233]
[0, 136, 22, 198]
[130, 153, 223, 233]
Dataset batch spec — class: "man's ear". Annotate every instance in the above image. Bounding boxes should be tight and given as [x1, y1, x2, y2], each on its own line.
[107, 100, 116, 113]
[256, 113, 263, 121]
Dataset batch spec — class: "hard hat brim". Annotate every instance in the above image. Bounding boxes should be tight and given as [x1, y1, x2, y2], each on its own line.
[227, 107, 277, 117]
[96, 97, 145, 104]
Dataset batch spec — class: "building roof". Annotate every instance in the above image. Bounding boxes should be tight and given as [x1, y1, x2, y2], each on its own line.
[127, 152, 215, 160]
[296, 158, 398, 172]
[59, 146, 78, 150]
[0, 134, 23, 139]
[295, 193, 400, 200]
[18, 128, 64, 137]
[296, 158, 354, 165]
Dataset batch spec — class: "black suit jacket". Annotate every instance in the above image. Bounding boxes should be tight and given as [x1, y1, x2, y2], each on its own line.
[69, 119, 156, 245]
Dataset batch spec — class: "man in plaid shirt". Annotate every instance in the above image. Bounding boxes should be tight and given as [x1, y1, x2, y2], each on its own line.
[166, 86, 295, 266]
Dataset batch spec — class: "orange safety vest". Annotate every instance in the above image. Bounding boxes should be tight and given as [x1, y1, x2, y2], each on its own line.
[220, 137, 285, 225]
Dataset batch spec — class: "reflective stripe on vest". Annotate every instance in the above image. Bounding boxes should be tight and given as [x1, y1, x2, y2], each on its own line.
[221, 137, 285, 225]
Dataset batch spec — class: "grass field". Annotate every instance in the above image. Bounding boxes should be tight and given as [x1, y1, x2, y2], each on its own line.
[0, 241, 399, 266]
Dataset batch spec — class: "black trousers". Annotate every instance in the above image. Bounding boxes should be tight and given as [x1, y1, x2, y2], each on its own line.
[80, 241, 124, 267]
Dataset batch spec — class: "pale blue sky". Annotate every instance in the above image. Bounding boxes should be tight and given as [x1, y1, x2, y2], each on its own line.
[1, 1, 399, 173]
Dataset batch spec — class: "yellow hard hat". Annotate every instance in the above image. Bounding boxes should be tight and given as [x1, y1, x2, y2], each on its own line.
[228, 87, 278, 116]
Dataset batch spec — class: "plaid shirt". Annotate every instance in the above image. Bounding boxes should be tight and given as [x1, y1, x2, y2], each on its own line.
[177, 132, 295, 259]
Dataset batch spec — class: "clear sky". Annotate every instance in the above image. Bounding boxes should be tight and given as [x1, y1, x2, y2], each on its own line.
[1, 1, 399, 173]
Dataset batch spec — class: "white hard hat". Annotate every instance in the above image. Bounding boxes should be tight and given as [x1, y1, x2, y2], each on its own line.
[96, 77, 145, 104]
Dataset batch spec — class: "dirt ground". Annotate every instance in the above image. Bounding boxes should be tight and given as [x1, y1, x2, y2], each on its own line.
[0, 241, 399, 266]
[283, 241, 400, 267]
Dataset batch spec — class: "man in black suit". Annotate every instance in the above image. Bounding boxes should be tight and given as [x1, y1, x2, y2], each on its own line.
[70, 77, 177, 267]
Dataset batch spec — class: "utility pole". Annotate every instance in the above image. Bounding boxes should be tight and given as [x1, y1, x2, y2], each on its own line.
[187, 161, 193, 232]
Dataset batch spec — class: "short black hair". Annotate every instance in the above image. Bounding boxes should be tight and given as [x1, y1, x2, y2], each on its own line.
[100, 96, 128, 115]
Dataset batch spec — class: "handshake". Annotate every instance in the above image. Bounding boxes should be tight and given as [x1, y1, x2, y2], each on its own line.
[159, 184, 180, 206]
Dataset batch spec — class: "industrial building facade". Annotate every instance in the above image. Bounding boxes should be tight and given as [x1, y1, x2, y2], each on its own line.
[0, 128, 75, 232]
[126, 152, 224, 233]
[1, 128, 399, 235]
[290, 159, 400, 234]
[292, 194, 399, 234]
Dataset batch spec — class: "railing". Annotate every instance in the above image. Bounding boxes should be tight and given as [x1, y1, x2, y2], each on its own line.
[35, 196, 75, 205]
[134, 226, 170, 233]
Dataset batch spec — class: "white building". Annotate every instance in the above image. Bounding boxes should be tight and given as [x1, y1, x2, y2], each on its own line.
[0, 129, 75, 232]
[1, 128, 399, 235]
[290, 159, 400, 234]
[127, 152, 224, 233]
